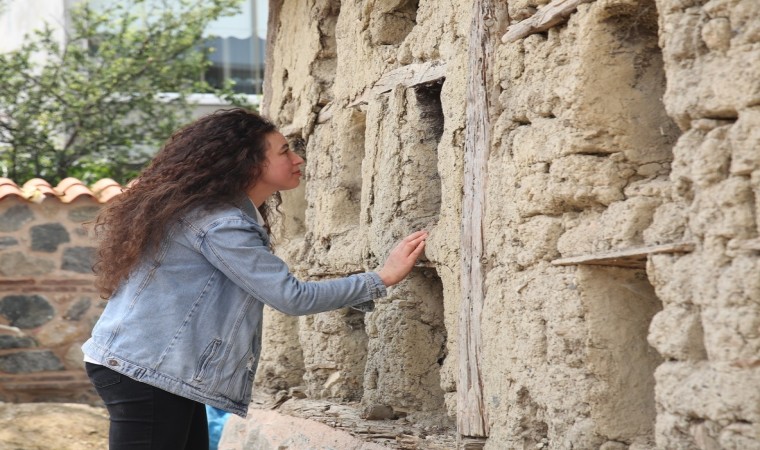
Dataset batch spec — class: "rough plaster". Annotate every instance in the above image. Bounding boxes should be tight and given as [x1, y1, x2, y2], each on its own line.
[251, 0, 760, 448]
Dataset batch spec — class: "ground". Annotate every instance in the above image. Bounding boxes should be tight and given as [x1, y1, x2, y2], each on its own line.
[0, 402, 108, 450]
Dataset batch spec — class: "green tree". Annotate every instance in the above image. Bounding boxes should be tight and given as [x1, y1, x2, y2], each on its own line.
[0, 0, 249, 184]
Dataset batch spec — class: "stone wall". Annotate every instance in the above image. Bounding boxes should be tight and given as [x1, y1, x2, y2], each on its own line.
[252, 0, 760, 449]
[0, 197, 102, 403]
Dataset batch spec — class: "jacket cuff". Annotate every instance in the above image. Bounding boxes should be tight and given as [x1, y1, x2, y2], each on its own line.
[350, 272, 387, 312]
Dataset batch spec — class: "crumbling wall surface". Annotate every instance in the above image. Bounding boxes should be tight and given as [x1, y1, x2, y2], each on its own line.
[483, 0, 678, 448]
[255, 0, 760, 448]
[648, 0, 760, 448]
[256, 0, 467, 431]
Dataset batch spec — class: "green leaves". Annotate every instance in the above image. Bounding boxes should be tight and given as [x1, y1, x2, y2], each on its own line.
[0, 0, 250, 185]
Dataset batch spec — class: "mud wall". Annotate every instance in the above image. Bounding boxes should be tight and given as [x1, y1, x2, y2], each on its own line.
[256, 0, 759, 448]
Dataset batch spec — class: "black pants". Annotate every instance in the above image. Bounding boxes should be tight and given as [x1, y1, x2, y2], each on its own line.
[86, 363, 209, 450]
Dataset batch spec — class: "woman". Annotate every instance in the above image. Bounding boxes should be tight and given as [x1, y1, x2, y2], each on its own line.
[82, 108, 427, 449]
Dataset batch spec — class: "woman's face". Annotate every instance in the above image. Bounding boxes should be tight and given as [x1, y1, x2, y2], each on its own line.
[257, 132, 304, 194]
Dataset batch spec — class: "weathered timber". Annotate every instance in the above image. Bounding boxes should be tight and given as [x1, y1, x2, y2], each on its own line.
[459, 437, 488, 449]
[349, 61, 446, 107]
[551, 242, 696, 269]
[249, 392, 457, 449]
[459, 0, 493, 440]
[729, 238, 760, 251]
[317, 102, 334, 124]
[501, 0, 595, 43]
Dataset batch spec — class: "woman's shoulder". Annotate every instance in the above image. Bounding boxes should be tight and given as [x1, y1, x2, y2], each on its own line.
[181, 201, 256, 230]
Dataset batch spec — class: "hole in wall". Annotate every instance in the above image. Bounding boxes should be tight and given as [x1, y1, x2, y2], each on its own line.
[343, 109, 367, 227]
[312, 0, 340, 105]
[361, 268, 449, 425]
[581, 267, 663, 447]
[402, 81, 443, 227]
[299, 305, 369, 402]
[277, 134, 307, 237]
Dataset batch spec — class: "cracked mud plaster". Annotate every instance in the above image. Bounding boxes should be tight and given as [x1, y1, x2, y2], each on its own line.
[256, 0, 760, 448]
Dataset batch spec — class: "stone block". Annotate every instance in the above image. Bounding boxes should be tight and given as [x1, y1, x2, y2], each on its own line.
[701, 304, 760, 361]
[61, 247, 96, 273]
[30, 223, 71, 252]
[35, 320, 81, 348]
[0, 236, 18, 250]
[0, 251, 56, 277]
[67, 206, 101, 223]
[658, 0, 760, 125]
[655, 361, 760, 424]
[64, 297, 91, 321]
[0, 350, 64, 373]
[729, 108, 760, 176]
[648, 304, 707, 361]
[596, 196, 661, 251]
[0, 205, 34, 232]
[548, 155, 633, 209]
[690, 177, 756, 240]
[0, 335, 37, 349]
[0, 294, 55, 328]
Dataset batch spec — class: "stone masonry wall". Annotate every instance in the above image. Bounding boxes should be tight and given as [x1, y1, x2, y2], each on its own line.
[0, 197, 101, 403]
[254, 0, 760, 449]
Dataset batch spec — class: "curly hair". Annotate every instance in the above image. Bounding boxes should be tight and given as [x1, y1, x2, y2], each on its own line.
[93, 108, 278, 299]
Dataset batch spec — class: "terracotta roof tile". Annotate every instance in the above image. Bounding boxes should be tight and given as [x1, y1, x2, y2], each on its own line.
[0, 178, 127, 204]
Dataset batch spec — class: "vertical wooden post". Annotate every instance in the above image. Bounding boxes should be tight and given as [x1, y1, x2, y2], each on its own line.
[458, 0, 494, 441]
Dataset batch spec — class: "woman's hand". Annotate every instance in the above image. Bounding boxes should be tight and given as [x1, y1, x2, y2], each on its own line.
[377, 230, 428, 287]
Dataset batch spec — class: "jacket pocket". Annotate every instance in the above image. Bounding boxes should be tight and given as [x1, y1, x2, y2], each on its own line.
[194, 338, 221, 382]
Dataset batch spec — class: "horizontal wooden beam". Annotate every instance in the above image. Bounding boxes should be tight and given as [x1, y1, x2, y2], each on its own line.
[728, 238, 760, 251]
[551, 242, 695, 269]
[350, 61, 446, 107]
[501, 0, 595, 43]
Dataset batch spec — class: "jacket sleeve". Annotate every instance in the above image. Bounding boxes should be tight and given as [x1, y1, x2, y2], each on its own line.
[198, 215, 386, 316]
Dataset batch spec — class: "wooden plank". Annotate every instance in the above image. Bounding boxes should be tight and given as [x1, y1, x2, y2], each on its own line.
[349, 62, 446, 107]
[458, 0, 493, 439]
[728, 238, 760, 251]
[459, 437, 488, 449]
[317, 102, 334, 124]
[551, 242, 696, 269]
[250, 393, 458, 449]
[501, 0, 595, 43]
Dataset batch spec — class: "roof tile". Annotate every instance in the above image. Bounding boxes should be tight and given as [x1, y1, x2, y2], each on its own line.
[0, 178, 126, 204]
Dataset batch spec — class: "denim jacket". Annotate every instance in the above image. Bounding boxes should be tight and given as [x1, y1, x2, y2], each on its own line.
[82, 198, 386, 417]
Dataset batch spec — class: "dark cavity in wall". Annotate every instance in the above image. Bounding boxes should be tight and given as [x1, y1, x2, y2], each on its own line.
[404, 81, 443, 226]
[312, 0, 340, 106]
[344, 109, 367, 226]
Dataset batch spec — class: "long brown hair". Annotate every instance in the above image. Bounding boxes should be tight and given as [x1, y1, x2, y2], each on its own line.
[93, 108, 278, 298]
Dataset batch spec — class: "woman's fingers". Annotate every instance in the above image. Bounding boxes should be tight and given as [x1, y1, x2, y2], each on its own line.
[377, 231, 428, 287]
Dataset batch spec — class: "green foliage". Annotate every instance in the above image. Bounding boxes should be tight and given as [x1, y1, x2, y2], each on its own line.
[0, 0, 250, 185]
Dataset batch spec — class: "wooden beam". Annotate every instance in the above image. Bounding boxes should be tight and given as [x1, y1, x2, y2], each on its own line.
[551, 242, 696, 269]
[501, 0, 595, 43]
[459, 0, 493, 439]
[316, 102, 334, 124]
[349, 61, 446, 107]
[728, 238, 760, 252]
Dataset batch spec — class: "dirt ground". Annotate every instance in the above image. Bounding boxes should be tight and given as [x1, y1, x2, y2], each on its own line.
[0, 402, 108, 450]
